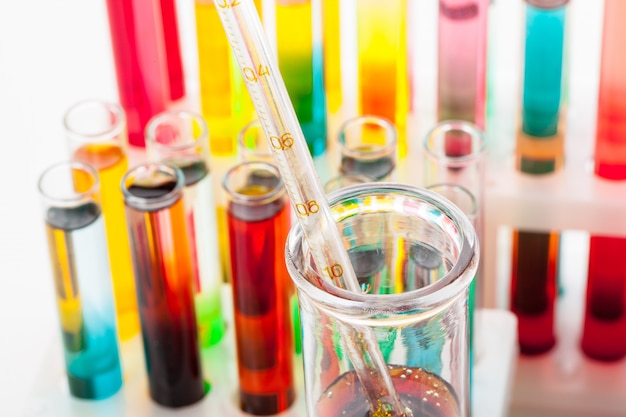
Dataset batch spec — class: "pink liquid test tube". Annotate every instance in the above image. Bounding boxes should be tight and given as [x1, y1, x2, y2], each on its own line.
[438, 0, 489, 130]
[159, 0, 186, 101]
[105, 0, 169, 147]
[582, 0, 626, 362]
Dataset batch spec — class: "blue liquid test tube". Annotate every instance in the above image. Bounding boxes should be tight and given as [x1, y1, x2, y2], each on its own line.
[512, 0, 568, 355]
[38, 161, 123, 400]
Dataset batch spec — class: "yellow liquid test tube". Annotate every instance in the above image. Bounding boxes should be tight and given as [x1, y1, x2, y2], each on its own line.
[323, 0, 342, 113]
[195, 0, 261, 156]
[356, 0, 408, 156]
[64, 101, 140, 341]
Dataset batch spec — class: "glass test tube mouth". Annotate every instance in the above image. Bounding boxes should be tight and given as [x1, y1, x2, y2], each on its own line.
[238, 120, 273, 162]
[63, 99, 126, 144]
[121, 163, 184, 212]
[526, 0, 570, 9]
[145, 110, 208, 154]
[338, 115, 398, 161]
[285, 183, 479, 320]
[223, 161, 286, 206]
[426, 183, 478, 225]
[38, 161, 100, 208]
[324, 174, 374, 194]
[424, 119, 486, 167]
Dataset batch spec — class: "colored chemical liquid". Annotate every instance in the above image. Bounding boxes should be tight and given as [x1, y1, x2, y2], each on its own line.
[341, 151, 395, 181]
[228, 184, 295, 415]
[316, 366, 460, 417]
[582, 0, 626, 362]
[195, 0, 258, 155]
[105, 0, 168, 147]
[581, 236, 626, 361]
[356, 0, 408, 155]
[45, 203, 122, 400]
[160, 0, 185, 101]
[438, 0, 487, 129]
[174, 158, 226, 348]
[125, 182, 205, 407]
[73, 143, 139, 341]
[276, 0, 327, 157]
[511, 230, 558, 354]
[521, 4, 566, 137]
[323, 0, 342, 112]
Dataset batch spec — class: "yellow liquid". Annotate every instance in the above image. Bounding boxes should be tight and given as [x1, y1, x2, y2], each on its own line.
[216, 204, 232, 283]
[73, 144, 140, 341]
[195, 0, 259, 156]
[357, 0, 408, 156]
[323, 0, 342, 112]
[46, 226, 84, 351]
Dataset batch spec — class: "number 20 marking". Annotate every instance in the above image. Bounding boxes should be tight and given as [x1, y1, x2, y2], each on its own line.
[216, 0, 240, 8]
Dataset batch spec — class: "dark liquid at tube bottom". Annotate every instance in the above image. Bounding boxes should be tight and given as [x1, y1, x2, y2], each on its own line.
[316, 366, 460, 417]
[127, 180, 206, 407]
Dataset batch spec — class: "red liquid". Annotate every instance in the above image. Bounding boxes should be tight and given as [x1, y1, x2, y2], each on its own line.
[582, 0, 626, 362]
[159, 0, 186, 100]
[125, 185, 205, 407]
[105, 0, 168, 147]
[510, 230, 558, 354]
[227, 188, 295, 414]
[316, 366, 460, 417]
[581, 236, 626, 361]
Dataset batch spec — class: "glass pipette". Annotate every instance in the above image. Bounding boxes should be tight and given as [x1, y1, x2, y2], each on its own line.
[211, 1, 411, 415]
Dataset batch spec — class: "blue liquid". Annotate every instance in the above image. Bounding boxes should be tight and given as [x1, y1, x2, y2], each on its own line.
[522, 4, 566, 138]
[46, 208, 123, 400]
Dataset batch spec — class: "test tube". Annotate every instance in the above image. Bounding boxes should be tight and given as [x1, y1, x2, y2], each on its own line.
[105, 0, 169, 147]
[582, 0, 626, 362]
[512, 0, 568, 355]
[338, 115, 398, 182]
[145, 111, 226, 348]
[323, 0, 342, 112]
[122, 164, 206, 407]
[438, 0, 489, 128]
[324, 173, 373, 194]
[159, 0, 186, 101]
[276, 0, 328, 157]
[195, 0, 261, 156]
[356, 0, 409, 155]
[38, 161, 123, 400]
[238, 119, 274, 164]
[223, 162, 295, 414]
[64, 100, 139, 341]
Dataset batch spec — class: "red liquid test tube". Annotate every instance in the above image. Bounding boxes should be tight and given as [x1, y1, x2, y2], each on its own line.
[105, 0, 169, 147]
[122, 164, 206, 407]
[159, 0, 186, 101]
[582, 0, 626, 361]
[223, 161, 295, 415]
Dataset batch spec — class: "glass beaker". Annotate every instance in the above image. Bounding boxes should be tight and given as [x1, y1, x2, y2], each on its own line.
[338, 115, 398, 182]
[145, 110, 226, 348]
[285, 183, 478, 417]
[38, 161, 123, 400]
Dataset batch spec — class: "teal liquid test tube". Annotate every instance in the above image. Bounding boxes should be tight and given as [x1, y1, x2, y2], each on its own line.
[38, 161, 123, 400]
[512, 0, 568, 355]
[276, 0, 327, 157]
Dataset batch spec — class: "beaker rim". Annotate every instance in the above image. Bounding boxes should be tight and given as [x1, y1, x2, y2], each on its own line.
[285, 182, 479, 316]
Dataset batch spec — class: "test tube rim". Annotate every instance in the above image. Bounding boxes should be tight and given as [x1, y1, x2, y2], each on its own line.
[145, 110, 209, 154]
[525, 0, 570, 10]
[121, 163, 184, 212]
[423, 119, 487, 165]
[425, 182, 479, 222]
[222, 161, 286, 206]
[63, 99, 126, 144]
[338, 115, 398, 160]
[237, 119, 273, 161]
[285, 182, 478, 315]
[37, 160, 100, 208]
